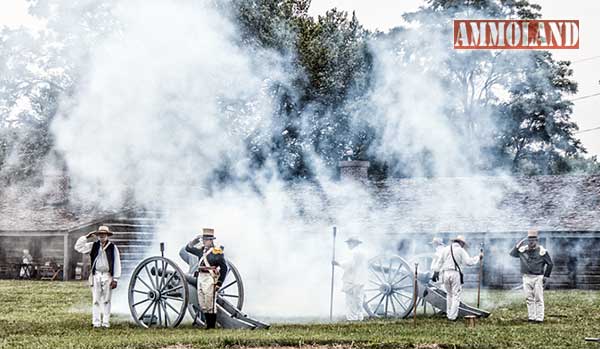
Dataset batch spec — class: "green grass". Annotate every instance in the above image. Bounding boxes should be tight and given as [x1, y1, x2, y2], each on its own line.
[0, 281, 599, 349]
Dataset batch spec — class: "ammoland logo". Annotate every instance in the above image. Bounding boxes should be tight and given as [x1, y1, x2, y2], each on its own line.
[453, 20, 579, 49]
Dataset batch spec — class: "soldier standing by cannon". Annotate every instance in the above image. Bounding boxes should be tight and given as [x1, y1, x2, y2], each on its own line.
[186, 228, 228, 329]
[432, 235, 482, 321]
[333, 237, 368, 321]
[510, 229, 553, 323]
[428, 237, 445, 284]
[74, 225, 122, 328]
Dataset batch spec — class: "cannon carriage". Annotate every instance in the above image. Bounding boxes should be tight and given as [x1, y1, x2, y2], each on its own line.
[127, 243, 268, 329]
[363, 253, 490, 319]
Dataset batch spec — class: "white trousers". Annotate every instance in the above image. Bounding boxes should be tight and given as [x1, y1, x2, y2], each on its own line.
[523, 274, 544, 321]
[91, 272, 113, 327]
[342, 284, 364, 321]
[442, 270, 462, 320]
[197, 272, 217, 314]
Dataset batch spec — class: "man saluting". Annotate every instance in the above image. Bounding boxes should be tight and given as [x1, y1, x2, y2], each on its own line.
[510, 229, 553, 323]
[186, 228, 228, 329]
[75, 225, 121, 328]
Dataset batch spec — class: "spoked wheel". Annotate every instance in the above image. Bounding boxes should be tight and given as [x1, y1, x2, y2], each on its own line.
[187, 259, 245, 322]
[363, 254, 416, 318]
[128, 256, 189, 328]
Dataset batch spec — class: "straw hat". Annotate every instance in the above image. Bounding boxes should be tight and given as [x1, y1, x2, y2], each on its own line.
[429, 237, 444, 246]
[201, 228, 216, 240]
[93, 225, 113, 236]
[452, 235, 467, 245]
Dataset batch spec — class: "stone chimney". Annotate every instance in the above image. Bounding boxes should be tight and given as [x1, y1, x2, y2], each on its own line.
[339, 160, 370, 182]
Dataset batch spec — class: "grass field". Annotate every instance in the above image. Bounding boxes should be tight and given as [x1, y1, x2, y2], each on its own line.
[0, 281, 599, 349]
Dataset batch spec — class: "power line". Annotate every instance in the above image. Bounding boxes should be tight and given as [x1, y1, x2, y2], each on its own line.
[575, 126, 600, 134]
[571, 55, 600, 64]
[570, 92, 600, 102]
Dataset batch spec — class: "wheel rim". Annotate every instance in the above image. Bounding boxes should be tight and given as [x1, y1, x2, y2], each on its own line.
[218, 261, 244, 309]
[128, 256, 189, 328]
[363, 254, 415, 318]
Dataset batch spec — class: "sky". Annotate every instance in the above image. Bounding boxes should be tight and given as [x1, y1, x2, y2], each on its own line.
[1, 0, 599, 157]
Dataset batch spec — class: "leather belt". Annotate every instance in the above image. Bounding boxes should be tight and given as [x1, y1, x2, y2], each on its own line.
[199, 266, 218, 273]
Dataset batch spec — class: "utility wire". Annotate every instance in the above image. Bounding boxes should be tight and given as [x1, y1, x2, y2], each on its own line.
[575, 126, 600, 134]
[571, 55, 600, 64]
[569, 92, 600, 102]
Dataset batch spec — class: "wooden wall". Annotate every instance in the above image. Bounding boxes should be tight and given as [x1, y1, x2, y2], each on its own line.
[392, 231, 600, 290]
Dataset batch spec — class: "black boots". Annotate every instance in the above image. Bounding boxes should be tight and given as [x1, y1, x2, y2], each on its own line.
[205, 313, 217, 329]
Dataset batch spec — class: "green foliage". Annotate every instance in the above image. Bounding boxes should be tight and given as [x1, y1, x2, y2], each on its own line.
[500, 52, 583, 174]
[0, 281, 599, 348]
[0, 0, 596, 184]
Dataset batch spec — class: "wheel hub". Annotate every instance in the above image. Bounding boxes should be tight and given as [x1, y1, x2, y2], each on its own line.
[380, 283, 393, 295]
[148, 290, 161, 300]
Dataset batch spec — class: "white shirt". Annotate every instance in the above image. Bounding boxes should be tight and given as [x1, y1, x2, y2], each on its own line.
[340, 247, 368, 286]
[75, 236, 122, 280]
[433, 242, 479, 272]
[430, 245, 445, 272]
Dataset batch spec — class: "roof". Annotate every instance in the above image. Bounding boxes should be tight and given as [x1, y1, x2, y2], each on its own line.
[0, 185, 123, 231]
[1, 174, 599, 234]
[372, 175, 600, 233]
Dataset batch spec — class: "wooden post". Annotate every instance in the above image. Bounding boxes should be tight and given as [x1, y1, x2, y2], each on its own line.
[413, 263, 418, 326]
[63, 233, 71, 281]
[477, 242, 484, 308]
[329, 226, 337, 321]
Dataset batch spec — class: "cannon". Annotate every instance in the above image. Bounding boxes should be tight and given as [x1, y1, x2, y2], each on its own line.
[127, 243, 269, 328]
[362, 254, 490, 318]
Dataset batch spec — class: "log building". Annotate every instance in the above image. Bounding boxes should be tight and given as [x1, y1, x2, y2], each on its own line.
[1, 161, 599, 289]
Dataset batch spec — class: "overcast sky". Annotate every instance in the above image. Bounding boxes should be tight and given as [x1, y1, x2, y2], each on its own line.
[1, 0, 599, 156]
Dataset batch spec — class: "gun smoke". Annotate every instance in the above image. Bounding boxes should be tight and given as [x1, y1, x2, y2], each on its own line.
[1, 0, 596, 320]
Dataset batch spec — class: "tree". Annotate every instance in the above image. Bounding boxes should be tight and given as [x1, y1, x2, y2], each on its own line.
[500, 51, 582, 174]
[374, 0, 585, 176]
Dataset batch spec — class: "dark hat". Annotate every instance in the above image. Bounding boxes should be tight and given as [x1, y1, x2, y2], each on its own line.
[345, 237, 362, 244]
[93, 225, 113, 236]
[202, 228, 216, 240]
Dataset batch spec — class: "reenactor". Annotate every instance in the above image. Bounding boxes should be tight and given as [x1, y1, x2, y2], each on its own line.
[333, 237, 368, 321]
[510, 229, 553, 323]
[186, 228, 228, 329]
[429, 237, 445, 284]
[432, 235, 482, 321]
[74, 225, 122, 328]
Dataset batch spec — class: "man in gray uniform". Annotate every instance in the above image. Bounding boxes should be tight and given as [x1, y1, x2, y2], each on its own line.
[510, 229, 553, 323]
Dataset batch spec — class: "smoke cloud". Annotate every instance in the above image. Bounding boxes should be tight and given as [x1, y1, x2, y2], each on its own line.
[37, 0, 588, 320]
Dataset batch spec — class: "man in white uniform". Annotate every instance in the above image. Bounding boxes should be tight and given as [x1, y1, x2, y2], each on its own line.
[333, 237, 368, 321]
[75, 225, 121, 328]
[432, 235, 481, 321]
[429, 237, 445, 285]
[510, 229, 553, 323]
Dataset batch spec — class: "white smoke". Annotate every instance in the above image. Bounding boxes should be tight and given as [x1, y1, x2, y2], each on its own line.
[49, 0, 369, 319]
[44, 0, 577, 321]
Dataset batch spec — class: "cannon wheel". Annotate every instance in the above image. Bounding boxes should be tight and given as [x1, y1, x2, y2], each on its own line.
[187, 259, 244, 324]
[363, 254, 416, 318]
[128, 256, 189, 328]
